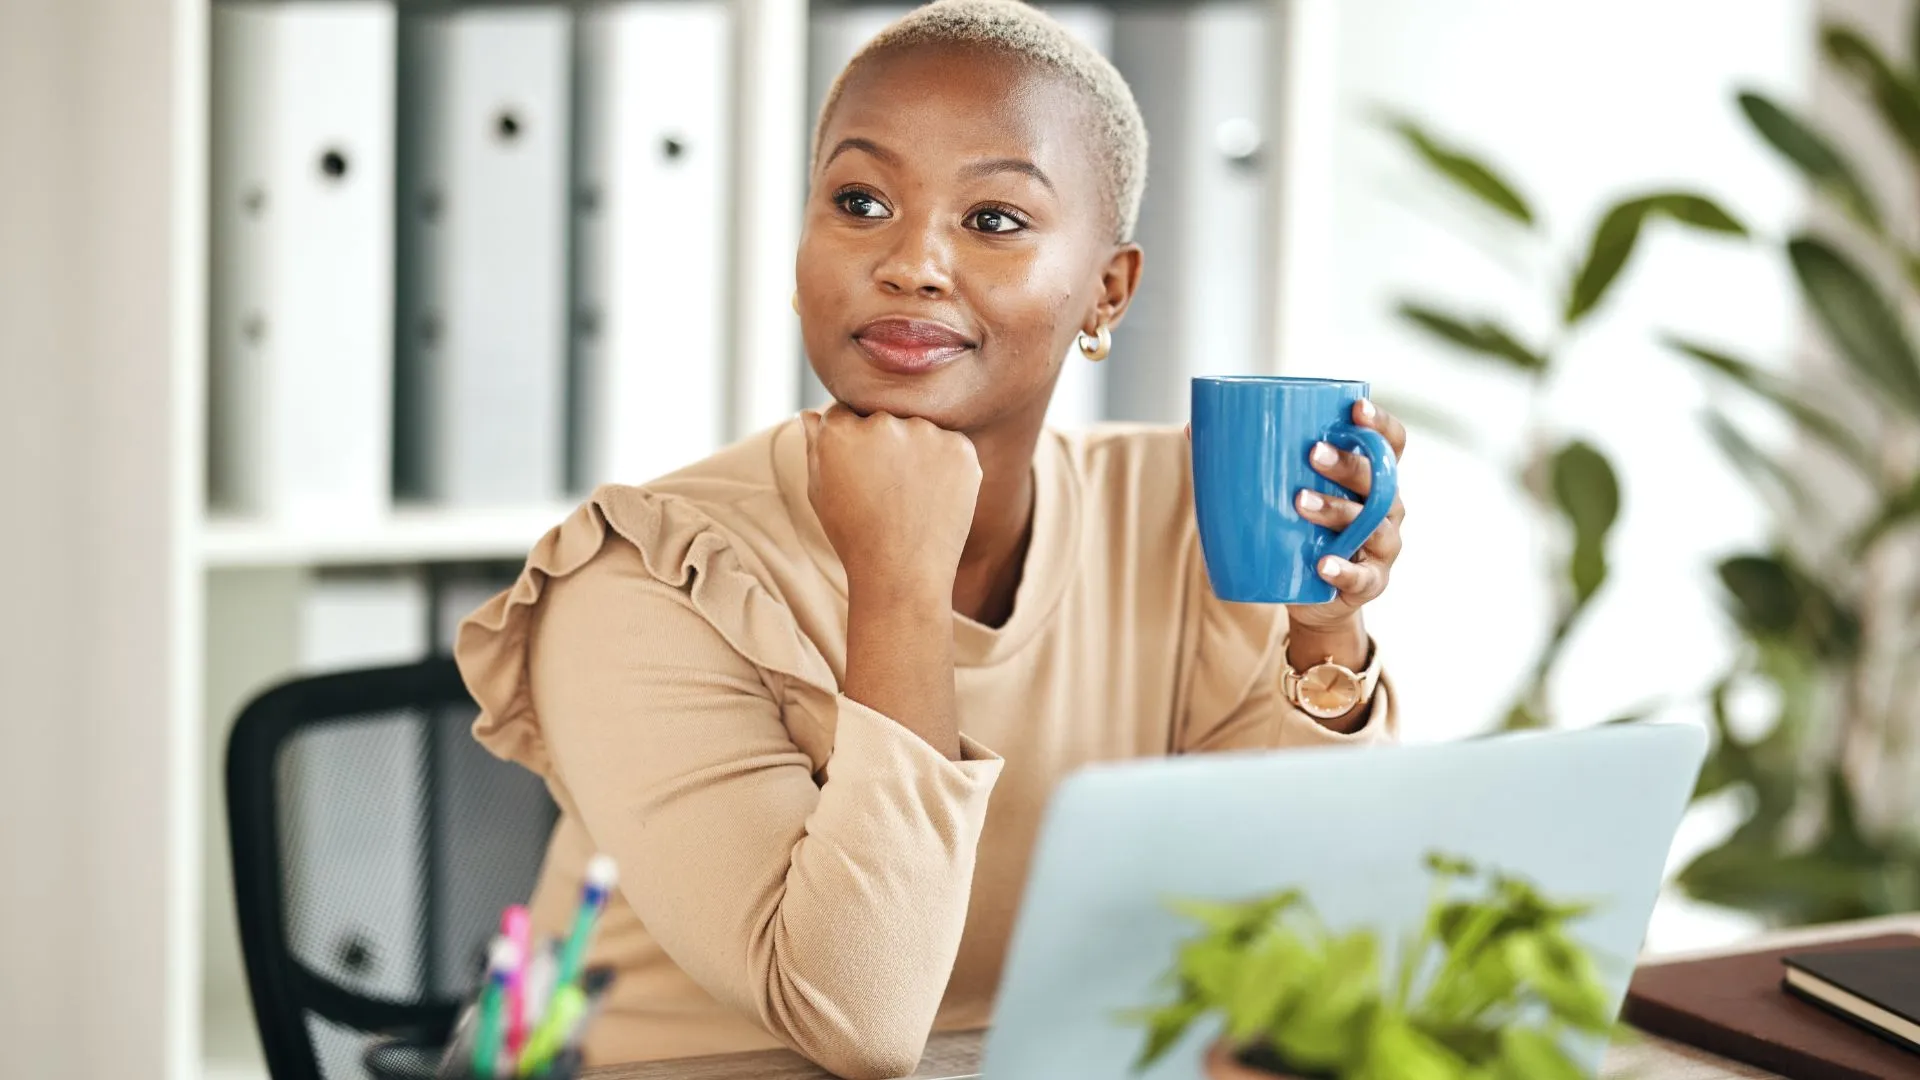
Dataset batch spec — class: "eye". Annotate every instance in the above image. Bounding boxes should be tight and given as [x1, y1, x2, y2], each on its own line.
[967, 206, 1028, 234]
[833, 189, 890, 220]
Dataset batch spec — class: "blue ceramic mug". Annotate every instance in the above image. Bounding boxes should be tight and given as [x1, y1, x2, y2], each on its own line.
[1191, 376, 1399, 604]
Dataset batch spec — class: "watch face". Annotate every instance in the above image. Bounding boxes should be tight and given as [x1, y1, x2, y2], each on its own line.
[1297, 663, 1361, 720]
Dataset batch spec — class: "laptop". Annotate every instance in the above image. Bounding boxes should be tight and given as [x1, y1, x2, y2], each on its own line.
[963, 722, 1708, 1079]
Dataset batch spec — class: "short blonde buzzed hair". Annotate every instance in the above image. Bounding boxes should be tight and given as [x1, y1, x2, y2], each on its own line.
[812, 0, 1150, 243]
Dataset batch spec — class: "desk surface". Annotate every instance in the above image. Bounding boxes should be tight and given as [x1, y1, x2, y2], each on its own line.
[584, 915, 1920, 1080]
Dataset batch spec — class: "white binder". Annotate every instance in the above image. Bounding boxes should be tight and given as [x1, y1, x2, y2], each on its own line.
[210, 1, 396, 524]
[396, 6, 572, 506]
[1110, 3, 1270, 423]
[802, 5, 1115, 430]
[571, 0, 734, 489]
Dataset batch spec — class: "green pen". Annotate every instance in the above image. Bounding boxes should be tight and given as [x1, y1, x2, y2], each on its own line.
[517, 968, 614, 1078]
[472, 938, 520, 1079]
[556, 855, 618, 988]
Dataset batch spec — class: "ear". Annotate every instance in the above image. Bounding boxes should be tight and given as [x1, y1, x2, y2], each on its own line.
[1083, 243, 1145, 334]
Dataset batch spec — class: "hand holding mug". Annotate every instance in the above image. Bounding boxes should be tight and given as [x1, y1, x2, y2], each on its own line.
[1188, 378, 1407, 630]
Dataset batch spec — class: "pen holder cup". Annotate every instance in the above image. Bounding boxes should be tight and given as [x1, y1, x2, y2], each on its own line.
[361, 1024, 584, 1080]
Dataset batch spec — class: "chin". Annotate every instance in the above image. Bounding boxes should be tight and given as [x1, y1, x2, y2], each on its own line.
[815, 368, 977, 429]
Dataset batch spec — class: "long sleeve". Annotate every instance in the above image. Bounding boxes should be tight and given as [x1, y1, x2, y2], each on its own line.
[527, 553, 1002, 1079]
[1175, 581, 1398, 753]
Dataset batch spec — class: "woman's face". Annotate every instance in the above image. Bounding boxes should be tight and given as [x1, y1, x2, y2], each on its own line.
[796, 45, 1139, 433]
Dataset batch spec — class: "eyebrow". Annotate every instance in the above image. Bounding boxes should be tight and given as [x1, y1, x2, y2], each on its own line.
[823, 137, 898, 169]
[822, 137, 1055, 192]
[959, 157, 1055, 192]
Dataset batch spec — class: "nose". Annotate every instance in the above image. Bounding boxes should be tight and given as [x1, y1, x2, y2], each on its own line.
[872, 211, 955, 299]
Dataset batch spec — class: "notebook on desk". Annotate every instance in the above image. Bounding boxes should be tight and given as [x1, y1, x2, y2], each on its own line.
[1624, 933, 1920, 1080]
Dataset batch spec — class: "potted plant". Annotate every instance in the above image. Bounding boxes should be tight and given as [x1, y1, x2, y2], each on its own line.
[1129, 853, 1619, 1080]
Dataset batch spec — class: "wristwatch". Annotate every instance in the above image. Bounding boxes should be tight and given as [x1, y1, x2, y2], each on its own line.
[1280, 636, 1383, 721]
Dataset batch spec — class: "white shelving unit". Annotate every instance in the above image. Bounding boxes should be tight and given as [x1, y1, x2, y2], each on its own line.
[3, 1, 1327, 1077]
[191, 1, 815, 1077]
[200, 504, 576, 569]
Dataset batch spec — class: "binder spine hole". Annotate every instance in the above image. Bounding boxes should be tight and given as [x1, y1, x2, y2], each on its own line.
[420, 313, 443, 347]
[495, 111, 523, 142]
[661, 135, 686, 160]
[241, 314, 267, 346]
[576, 307, 601, 341]
[577, 185, 602, 215]
[319, 149, 350, 180]
[241, 187, 267, 216]
[419, 190, 443, 222]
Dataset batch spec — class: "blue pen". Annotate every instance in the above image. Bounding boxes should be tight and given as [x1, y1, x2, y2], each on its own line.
[556, 855, 618, 988]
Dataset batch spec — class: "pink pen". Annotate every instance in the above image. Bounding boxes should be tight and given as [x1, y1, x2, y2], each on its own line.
[502, 905, 532, 1059]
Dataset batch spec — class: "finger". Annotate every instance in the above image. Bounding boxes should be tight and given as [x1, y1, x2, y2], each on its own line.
[1309, 441, 1373, 499]
[1183, 422, 1191, 441]
[1320, 554, 1388, 605]
[1295, 487, 1363, 532]
[1360, 514, 1402, 564]
[1297, 491, 1402, 566]
[1353, 398, 1408, 459]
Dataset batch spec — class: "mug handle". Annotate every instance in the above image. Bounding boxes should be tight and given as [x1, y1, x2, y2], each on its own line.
[1316, 421, 1399, 563]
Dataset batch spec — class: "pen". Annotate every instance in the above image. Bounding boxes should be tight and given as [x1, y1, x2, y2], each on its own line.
[556, 855, 618, 988]
[524, 936, 558, 1027]
[517, 967, 615, 1077]
[472, 938, 519, 1080]
[502, 905, 532, 1057]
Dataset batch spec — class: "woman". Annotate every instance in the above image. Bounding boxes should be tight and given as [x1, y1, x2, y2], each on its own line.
[455, 1, 1409, 1075]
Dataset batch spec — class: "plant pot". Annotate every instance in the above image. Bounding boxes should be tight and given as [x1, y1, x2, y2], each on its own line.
[1204, 1041, 1306, 1080]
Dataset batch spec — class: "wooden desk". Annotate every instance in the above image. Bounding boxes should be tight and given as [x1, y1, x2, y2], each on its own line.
[587, 915, 1920, 1080]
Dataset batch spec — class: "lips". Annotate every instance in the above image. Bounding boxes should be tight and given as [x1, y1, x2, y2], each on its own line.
[852, 317, 975, 374]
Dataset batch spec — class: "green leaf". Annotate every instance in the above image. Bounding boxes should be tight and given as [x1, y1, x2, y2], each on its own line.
[1716, 553, 1861, 660]
[1358, 1012, 1470, 1080]
[1564, 200, 1648, 327]
[1638, 193, 1748, 234]
[1676, 838, 1890, 925]
[1737, 91, 1883, 231]
[1380, 113, 1537, 227]
[1702, 408, 1810, 512]
[1550, 441, 1621, 537]
[1396, 302, 1550, 373]
[1823, 25, 1920, 163]
[1565, 193, 1748, 326]
[1496, 1028, 1587, 1080]
[1788, 235, 1920, 416]
[1225, 928, 1308, 1041]
[1130, 1000, 1203, 1069]
[1662, 335, 1879, 478]
[1550, 441, 1620, 604]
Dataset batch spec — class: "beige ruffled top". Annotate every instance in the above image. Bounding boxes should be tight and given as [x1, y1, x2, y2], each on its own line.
[454, 418, 1396, 1078]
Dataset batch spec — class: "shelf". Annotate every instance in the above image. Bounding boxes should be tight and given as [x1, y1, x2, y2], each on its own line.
[200, 502, 575, 568]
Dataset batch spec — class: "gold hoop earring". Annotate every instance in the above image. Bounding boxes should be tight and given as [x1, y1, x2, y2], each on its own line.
[1077, 324, 1111, 362]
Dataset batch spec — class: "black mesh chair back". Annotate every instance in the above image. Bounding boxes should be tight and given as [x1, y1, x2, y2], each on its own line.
[227, 657, 559, 1080]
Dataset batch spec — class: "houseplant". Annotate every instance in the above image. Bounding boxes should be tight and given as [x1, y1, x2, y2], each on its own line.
[1376, 113, 1746, 731]
[1378, 7, 1920, 925]
[1129, 853, 1617, 1080]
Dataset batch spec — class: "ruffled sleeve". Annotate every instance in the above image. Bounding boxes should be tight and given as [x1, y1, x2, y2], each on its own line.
[454, 484, 842, 777]
[451, 485, 1002, 1080]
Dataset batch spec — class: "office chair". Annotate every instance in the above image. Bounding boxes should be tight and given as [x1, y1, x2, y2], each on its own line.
[227, 656, 559, 1080]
